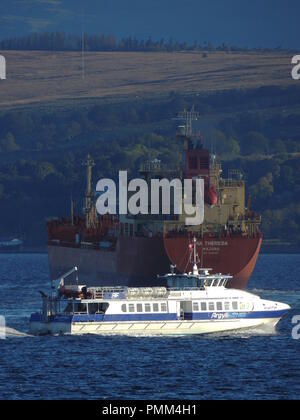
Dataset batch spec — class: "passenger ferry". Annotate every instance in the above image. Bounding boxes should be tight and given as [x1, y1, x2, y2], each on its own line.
[30, 239, 290, 336]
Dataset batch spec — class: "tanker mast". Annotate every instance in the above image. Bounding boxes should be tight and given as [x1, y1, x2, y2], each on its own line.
[82, 154, 95, 229]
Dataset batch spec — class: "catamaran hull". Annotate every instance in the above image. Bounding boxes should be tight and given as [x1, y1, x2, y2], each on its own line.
[30, 317, 282, 336]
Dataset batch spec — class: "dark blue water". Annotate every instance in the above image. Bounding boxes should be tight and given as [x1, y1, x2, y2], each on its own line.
[0, 253, 300, 400]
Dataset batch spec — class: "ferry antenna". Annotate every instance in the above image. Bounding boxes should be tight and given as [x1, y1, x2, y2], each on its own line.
[190, 236, 200, 275]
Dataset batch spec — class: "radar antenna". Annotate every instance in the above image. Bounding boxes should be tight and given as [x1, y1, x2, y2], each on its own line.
[176, 106, 200, 137]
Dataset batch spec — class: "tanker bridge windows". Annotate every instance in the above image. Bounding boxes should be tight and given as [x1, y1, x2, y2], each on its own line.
[188, 156, 198, 170]
[125, 223, 129, 236]
[129, 224, 134, 237]
[199, 157, 209, 170]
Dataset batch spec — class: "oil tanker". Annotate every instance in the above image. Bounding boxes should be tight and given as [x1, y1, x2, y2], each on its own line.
[47, 109, 262, 289]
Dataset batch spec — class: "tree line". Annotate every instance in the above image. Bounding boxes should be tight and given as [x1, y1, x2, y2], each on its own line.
[0, 32, 287, 52]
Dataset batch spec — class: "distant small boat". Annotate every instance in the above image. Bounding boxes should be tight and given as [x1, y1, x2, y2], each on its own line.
[30, 238, 290, 336]
[0, 238, 23, 251]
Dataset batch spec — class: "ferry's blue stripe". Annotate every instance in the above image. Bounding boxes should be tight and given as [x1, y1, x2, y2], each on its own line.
[72, 313, 178, 322]
[30, 313, 73, 323]
[31, 309, 289, 324]
[190, 310, 288, 321]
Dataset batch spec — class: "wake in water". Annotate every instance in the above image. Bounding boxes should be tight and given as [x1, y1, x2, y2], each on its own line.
[207, 324, 279, 340]
[0, 326, 32, 339]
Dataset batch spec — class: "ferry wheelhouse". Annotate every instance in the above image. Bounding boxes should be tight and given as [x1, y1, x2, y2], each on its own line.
[30, 239, 290, 336]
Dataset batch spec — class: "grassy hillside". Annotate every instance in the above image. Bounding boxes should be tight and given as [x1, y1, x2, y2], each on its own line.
[0, 50, 295, 109]
[0, 50, 299, 247]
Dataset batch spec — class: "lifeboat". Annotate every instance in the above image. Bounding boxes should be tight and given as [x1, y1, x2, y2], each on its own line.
[206, 185, 218, 206]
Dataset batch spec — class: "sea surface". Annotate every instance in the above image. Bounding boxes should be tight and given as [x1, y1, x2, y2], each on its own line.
[0, 253, 300, 400]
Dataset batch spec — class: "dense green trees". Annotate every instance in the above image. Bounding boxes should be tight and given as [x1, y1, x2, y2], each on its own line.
[0, 86, 300, 245]
[241, 132, 269, 155]
[250, 173, 274, 200]
[0, 133, 20, 152]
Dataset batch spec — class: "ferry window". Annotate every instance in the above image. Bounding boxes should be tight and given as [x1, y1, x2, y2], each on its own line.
[145, 303, 151, 312]
[200, 302, 207, 311]
[193, 302, 199, 312]
[153, 303, 159, 312]
[216, 302, 223, 311]
[209, 302, 215, 311]
[89, 303, 100, 314]
[161, 303, 167, 312]
[232, 301, 238, 310]
[121, 304, 127, 313]
[73, 302, 87, 313]
[99, 303, 109, 313]
[224, 302, 230, 311]
[88, 303, 109, 314]
[239, 302, 246, 311]
[136, 304, 143, 312]
[129, 304, 135, 313]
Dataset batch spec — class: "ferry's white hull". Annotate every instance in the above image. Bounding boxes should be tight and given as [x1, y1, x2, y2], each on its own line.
[30, 317, 281, 336]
